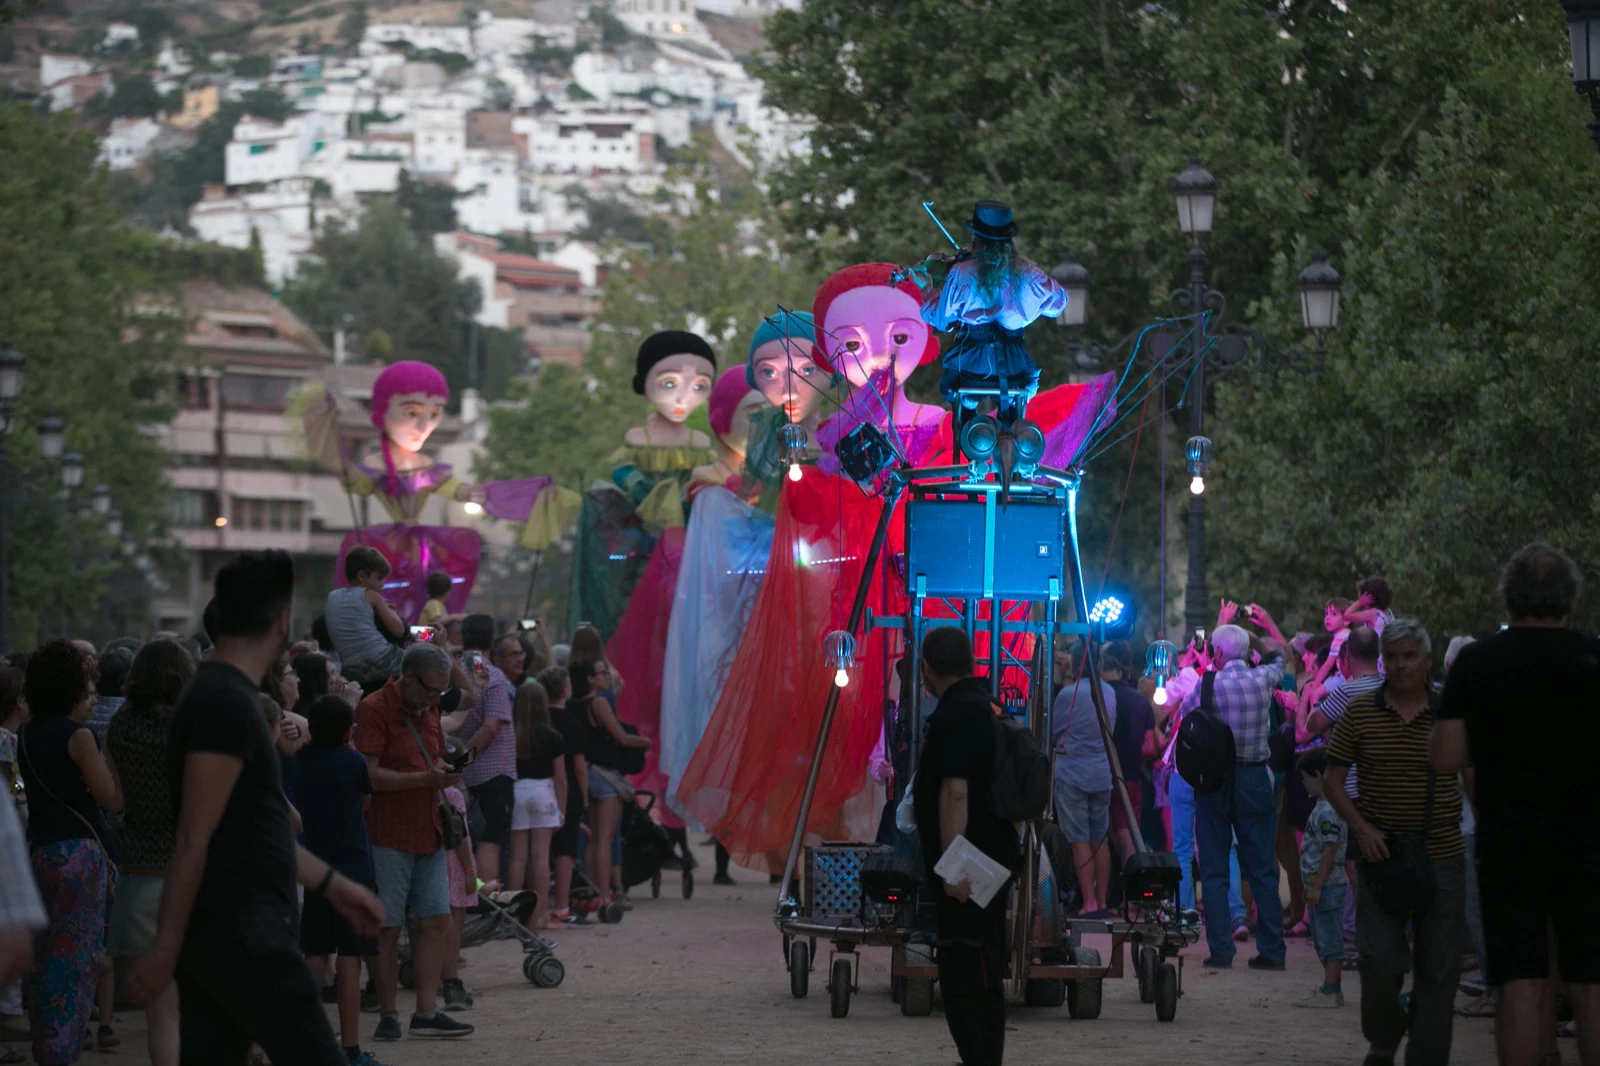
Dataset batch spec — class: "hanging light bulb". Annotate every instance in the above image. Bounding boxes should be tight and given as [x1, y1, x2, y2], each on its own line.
[463, 501, 485, 516]
[1144, 638, 1177, 708]
[780, 421, 809, 485]
[1185, 435, 1213, 497]
[823, 629, 857, 689]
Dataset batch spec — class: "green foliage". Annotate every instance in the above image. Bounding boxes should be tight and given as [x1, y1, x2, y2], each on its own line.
[1212, 69, 1600, 637]
[586, 4, 631, 48]
[478, 190, 836, 491]
[0, 105, 178, 646]
[395, 169, 460, 235]
[337, 1, 367, 51]
[234, 53, 272, 78]
[89, 71, 163, 120]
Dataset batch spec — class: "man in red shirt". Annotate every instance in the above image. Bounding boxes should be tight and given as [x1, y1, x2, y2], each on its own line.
[355, 643, 474, 1042]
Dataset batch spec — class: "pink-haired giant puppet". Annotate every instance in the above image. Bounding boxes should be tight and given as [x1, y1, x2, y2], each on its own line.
[293, 360, 574, 622]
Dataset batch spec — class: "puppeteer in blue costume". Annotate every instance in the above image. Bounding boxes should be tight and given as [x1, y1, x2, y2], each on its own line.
[914, 200, 1068, 427]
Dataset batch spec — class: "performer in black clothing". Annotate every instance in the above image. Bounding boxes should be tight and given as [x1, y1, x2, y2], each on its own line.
[912, 628, 1020, 1066]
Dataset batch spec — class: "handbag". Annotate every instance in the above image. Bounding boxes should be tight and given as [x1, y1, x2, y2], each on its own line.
[399, 714, 467, 851]
[1359, 769, 1438, 915]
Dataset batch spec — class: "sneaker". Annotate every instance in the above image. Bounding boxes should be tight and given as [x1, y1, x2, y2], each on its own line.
[532, 934, 559, 950]
[713, 873, 736, 886]
[1201, 955, 1233, 969]
[349, 1052, 390, 1066]
[554, 910, 591, 926]
[614, 896, 634, 912]
[1247, 955, 1286, 971]
[1295, 986, 1345, 1008]
[1232, 922, 1250, 941]
[441, 979, 473, 1012]
[409, 1011, 474, 1039]
[97, 1025, 120, 1050]
[373, 1014, 402, 1042]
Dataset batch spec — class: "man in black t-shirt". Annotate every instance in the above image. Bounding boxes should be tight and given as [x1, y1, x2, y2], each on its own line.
[536, 666, 591, 924]
[912, 628, 1018, 1066]
[1434, 543, 1600, 1066]
[127, 551, 384, 1066]
[1102, 641, 1156, 865]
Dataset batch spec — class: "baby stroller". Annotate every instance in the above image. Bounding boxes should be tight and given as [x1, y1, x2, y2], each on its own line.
[396, 887, 565, 990]
[621, 791, 689, 899]
[569, 865, 627, 923]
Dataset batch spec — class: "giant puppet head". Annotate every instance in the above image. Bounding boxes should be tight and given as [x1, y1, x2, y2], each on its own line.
[745, 310, 827, 427]
[708, 366, 767, 460]
[812, 264, 940, 390]
[633, 330, 717, 424]
[371, 360, 450, 493]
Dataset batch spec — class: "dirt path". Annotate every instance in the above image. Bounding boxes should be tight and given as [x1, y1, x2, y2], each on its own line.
[99, 841, 1503, 1065]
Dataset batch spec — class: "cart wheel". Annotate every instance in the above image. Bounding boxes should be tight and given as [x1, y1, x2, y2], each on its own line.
[829, 957, 852, 1018]
[900, 944, 935, 1017]
[789, 939, 810, 999]
[397, 959, 414, 990]
[1154, 961, 1178, 1022]
[534, 955, 566, 988]
[683, 870, 694, 899]
[651, 872, 661, 898]
[601, 901, 625, 924]
[522, 953, 539, 983]
[1024, 946, 1068, 1008]
[1138, 946, 1159, 1004]
[1066, 947, 1102, 1020]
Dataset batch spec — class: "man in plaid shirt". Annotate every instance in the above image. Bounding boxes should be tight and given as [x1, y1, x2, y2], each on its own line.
[1177, 603, 1288, 970]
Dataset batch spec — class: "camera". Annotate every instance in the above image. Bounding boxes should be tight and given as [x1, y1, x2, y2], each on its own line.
[409, 625, 437, 643]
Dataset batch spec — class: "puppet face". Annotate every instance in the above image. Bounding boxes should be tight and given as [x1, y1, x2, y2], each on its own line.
[644, 353, 716, 423]
[382, 390, 446, 454]
[723, 390, 768, 459]
[820, 285, 928, 389]
[749, 337, 825, 424]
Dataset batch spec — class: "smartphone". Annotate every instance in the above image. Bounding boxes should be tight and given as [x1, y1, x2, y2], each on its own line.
[518, 618, 540, 632]
[1195, 627, 1207, 642]
[409, 625, 436, 642]
[445, 747, 477, 772]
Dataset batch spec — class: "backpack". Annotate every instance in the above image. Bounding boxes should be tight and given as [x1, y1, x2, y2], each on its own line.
[1175, 673, 1235, 796]
[989, 704, 1051, 822]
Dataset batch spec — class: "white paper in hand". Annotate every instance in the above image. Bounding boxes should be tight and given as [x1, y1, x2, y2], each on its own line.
[933, 834, 1010, 909]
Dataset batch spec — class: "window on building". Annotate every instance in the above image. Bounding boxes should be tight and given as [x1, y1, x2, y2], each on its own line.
[220, 374, 297, 412]
[231, 497, 306, 532]
[170, 489, 220, 528]
[180, 373, 213, 410]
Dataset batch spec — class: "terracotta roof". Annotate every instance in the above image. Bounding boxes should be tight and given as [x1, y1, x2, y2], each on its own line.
[180, 280, 328, 361]
[487, 253, 581, 289]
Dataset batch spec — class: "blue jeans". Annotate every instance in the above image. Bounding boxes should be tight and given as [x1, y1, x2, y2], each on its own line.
[1168, 770, 1244, 921]
[1195, 764, 1285, 965]
[1310, 882, 1347, 965]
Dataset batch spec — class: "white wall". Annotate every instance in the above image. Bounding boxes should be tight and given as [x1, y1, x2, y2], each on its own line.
[99, 118, 160, 170]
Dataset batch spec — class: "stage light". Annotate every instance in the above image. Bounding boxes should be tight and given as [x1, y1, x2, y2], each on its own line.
[1190, 475, 1205, 495]
[788, 463, 803, 482]
[1186, 435, 1212, 497]
[1154, 685, 1169, 706]
[463, 501, 484, 516]
[1086, 587, 1139, 640]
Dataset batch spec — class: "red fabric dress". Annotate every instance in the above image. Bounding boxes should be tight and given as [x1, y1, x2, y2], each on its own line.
[673, 375, 1116, 869]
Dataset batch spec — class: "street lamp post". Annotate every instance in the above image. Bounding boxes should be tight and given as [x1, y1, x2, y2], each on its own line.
[1052, 161, 1343, 639]
[1563, 0, 1600, 153]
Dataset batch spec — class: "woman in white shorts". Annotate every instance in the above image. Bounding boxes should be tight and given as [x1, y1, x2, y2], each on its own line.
[508, 681, 567, 931]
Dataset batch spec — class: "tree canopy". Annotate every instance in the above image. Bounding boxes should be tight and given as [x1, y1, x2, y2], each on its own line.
[0, 105, 178, 646]
[757, 0, 1599, 640]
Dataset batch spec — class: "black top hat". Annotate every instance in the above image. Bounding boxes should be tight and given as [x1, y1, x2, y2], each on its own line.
[965, 200, 1019, 240]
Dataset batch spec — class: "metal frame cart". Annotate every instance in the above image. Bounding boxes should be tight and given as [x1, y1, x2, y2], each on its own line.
[774, 447, 1193, 1022]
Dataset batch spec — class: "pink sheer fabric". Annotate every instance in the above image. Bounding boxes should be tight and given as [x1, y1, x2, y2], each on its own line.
[480, 476, 555, 522]
[333, 524, 480, 624]
[607, 527, 687, 829]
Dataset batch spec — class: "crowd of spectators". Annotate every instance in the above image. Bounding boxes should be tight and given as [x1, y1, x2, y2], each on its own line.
[0, 548, 652, 1065]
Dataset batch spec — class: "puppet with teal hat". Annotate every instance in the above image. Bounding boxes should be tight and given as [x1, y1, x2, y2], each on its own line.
[740, 309, 835, 496]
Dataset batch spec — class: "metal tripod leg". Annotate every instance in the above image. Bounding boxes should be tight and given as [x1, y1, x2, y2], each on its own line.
[775, 480, 904, 909]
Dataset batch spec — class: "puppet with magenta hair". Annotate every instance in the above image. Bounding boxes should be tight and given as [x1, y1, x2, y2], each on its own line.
[676, 248, 1117, 870]
[292, 359, 574, 622]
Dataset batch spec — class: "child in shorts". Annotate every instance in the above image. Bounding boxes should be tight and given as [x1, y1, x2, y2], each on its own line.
[295, 695, 383, 1064]
[1296, 748, 1348, 1008]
